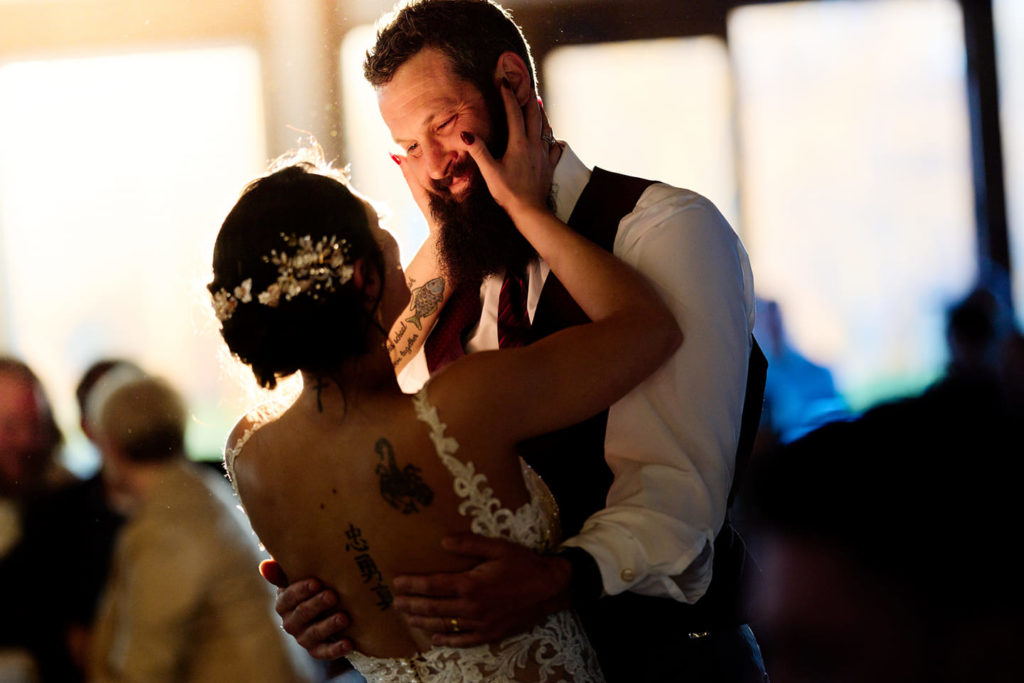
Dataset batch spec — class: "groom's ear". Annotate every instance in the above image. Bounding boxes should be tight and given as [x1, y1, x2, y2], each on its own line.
[493, 51, 533, 106]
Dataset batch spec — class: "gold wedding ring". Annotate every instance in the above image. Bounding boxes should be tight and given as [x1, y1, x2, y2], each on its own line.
[449, 617, 461, 633]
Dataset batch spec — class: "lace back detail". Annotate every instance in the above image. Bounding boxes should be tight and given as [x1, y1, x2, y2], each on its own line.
[224, 424, 259, 497]
[411, 387, 549, 548]
[346, 609, 604, 683]
[341, 388, 606, 682]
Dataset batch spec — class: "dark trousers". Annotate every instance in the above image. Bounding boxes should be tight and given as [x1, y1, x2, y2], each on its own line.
[578, 523, 769, 682]
[607, 624, 767, 683]
[584, 605, 768, 683]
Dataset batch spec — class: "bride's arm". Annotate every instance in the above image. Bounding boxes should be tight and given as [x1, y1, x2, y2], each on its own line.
[437, 80, 681, 442]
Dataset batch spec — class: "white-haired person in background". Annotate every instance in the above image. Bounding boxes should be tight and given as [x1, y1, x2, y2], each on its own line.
[87, 373, 314, 683]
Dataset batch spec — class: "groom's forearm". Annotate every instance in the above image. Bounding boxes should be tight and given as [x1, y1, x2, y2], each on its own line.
[388, 235, 449, 373]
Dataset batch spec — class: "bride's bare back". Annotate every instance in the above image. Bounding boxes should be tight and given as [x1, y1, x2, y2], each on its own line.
[228, 384, 538, 658]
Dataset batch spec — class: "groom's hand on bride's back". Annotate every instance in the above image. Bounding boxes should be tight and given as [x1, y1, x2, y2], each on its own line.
[259, 559, 353, 660]
[391, 533, 573, 647]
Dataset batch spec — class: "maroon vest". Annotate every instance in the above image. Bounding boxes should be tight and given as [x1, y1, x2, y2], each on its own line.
[425, 168, 766, 532]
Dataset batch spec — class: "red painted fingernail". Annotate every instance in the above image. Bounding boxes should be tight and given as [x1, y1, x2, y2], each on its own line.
[460, 131, 475, 145]
[389, 153, 401, 165]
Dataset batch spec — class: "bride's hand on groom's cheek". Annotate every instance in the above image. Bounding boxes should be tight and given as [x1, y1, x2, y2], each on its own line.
[394, 151, 441, 237]
[260, 559, 354, 660]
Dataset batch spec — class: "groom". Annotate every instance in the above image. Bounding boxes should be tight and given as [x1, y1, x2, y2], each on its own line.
[267, 1, 767, 680]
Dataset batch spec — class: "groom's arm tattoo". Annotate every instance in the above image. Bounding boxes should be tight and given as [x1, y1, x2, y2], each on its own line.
[391, 320, 408, 345]
[389, 321, 419, 360]
[386, 331, 420, 366]
[387, 276, 444, 366]
[400, 333, 419, 357]
[403, 276, 445, 331]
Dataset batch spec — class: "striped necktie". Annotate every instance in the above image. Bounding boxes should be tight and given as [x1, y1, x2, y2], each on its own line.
[498, 269, 531, 348]
[424, 282, 483, 373]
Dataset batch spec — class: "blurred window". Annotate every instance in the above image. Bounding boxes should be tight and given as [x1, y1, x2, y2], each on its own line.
[339, 25, 429, 268]
[0, 47, 267, 472]
[994, 0, 1024, 329]
[729, 0, 974, 409]
[543, 36, 738, 230]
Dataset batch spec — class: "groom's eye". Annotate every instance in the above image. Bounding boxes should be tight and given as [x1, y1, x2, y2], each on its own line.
[435, 115, 456, 132]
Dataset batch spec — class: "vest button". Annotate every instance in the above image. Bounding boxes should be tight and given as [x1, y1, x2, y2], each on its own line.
[620, 568, 635, 582]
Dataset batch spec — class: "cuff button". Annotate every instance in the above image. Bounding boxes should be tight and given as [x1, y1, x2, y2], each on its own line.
[620, 568, 635, 582]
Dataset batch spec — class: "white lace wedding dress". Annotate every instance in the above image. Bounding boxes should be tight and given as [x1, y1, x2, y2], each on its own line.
[226, 386, 604, 683]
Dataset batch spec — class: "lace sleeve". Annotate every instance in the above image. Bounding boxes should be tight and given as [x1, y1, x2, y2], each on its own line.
[223, 396, 292, 496]
[223, 424, 260, 497]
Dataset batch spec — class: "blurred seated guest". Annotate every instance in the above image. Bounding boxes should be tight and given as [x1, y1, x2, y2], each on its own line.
[0, 356, 68, 552]
[942, 287, 1004, 382]
[999, 329, 1024, 419]
[43, 360, 146, 676]
[753, 298, 848, 446]
[931, 286, 1021, 401]
[927, 286, 1024, 427]
[0, 356, 74, 681]
[0, 648, 39, 683]
[744, 385, 1021, 683]
[0, 359, 145, 682]
[0, 359, 140, 682]
[87, 374, 312, 683]
[78, 360, 145, 447]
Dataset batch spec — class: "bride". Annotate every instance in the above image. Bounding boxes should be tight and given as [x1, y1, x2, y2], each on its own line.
[208, 94, 681, 682]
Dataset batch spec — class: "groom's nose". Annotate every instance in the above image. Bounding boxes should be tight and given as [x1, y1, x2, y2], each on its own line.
[423, 138, 457, 180]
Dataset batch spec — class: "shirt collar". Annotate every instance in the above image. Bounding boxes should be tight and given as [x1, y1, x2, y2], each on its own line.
[551, 142, 592, 224]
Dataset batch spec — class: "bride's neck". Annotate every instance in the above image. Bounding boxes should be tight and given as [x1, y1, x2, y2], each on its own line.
[297, 345, 399, 414]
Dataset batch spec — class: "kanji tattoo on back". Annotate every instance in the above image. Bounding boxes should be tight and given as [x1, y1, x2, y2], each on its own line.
[343, 523, 393, 610]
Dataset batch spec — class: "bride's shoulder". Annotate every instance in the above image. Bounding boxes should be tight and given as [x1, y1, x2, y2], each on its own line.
[225, 400, 288, 458]
[418, 355, 516, 444]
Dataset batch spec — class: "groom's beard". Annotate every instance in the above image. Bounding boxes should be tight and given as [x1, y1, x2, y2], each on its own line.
[428, 154, 537, 287]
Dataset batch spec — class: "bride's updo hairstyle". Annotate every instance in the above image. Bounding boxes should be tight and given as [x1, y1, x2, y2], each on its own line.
[209, 159, 385, 389]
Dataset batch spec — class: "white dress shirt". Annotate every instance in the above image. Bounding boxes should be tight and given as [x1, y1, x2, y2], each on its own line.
[398, 144, 756, 604]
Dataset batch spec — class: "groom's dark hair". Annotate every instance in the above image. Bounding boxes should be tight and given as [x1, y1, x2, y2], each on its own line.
[363, 0, 537, 93]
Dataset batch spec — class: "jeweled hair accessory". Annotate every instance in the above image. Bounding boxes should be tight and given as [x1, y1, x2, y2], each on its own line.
[212, 233, 354, 322]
